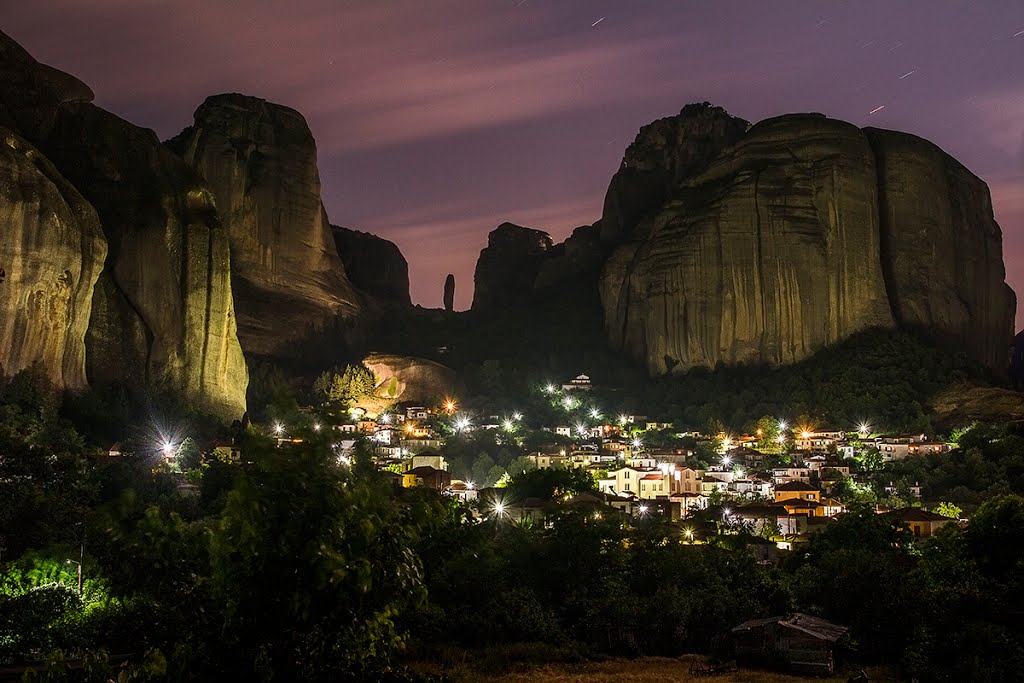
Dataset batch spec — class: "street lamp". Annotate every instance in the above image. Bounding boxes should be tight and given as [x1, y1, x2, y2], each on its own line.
[65, 558, 82, 596]
[273, 422, 284, 436]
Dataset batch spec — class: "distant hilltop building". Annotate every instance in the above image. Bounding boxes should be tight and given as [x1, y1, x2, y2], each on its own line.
[562, 374, 592, 391]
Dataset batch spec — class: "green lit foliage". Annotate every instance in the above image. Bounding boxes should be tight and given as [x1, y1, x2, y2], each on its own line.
[313, 363, 377, 407]
[934, 502, 962, 519]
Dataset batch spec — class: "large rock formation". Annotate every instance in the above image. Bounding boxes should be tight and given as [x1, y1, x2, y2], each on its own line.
[0, 30, 248, 418]
[866, 128, 1016, 371]
[360, 352, 463, 407]
[472, 222, 553, 311]
[443, 274, 455, 312]
[600, 103, 749, 244]
[598, 105, 1015, 374]
[331, 225, 411, 307]
[0, 130, 106, 389]
[173, 94, 361, 357]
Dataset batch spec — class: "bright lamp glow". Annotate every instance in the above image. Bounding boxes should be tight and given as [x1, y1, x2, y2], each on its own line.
[503, 419, 514, 431]
[455, 416, 471, 432]
[313, 422, 321, 432]
[590, 408, 600, 419]
[273, 422, 284, 436]
[512, 411, 523, 421]
[544, 384, 556, 393]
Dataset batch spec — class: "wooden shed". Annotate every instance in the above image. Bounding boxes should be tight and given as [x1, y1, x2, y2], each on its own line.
[731, 613, 848, 675]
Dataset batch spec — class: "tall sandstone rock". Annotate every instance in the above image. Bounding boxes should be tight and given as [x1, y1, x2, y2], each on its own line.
[866, 128, 1016, 371]
[0, 129, 106, 389]
[0, 30, 248, 418]
[600, 106, 1015, 374]
[174, 94, 361, 357]
[472, 222, 553, 311]
[331, 225, 411, 307]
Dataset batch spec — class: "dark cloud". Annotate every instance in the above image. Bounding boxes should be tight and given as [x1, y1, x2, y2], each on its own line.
[6, 0, 1024, 316]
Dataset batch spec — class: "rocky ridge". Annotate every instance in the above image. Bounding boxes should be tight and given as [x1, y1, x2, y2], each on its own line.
[0, 30, 248, 418]
[472, 103, 1015, 375]
[172, 94, 362, 357]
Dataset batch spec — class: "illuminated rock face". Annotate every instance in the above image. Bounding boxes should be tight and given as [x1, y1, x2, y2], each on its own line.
[175, 94, 361, 357]
[0, 30, 248, 418]
[0, 130, 106, 389]
[866, 128, 1016, 372]
[600, 108, 1015, 374]
[361, 353, 463, 407]
[39, 104, 249, 419]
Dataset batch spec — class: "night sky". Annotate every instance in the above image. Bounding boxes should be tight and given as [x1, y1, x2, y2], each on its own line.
[7, 1, 1024, 322]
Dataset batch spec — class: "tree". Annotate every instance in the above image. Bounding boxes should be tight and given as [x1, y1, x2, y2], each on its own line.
[471, 453, 496, 486]
[504, 467, 596, 501]
[754, 415, 779, 450]
[175, 437, 202, 472]
[506, 456, 536, 477]
[934, 501, 962, 519]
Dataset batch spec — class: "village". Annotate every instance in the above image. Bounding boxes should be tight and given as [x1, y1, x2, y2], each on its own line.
[180, 372, 962, 552]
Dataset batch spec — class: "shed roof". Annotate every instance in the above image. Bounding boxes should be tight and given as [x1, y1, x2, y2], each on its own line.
[733, 613, 848, 642]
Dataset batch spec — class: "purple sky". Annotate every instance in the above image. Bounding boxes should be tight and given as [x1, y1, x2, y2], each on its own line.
[7, 1, 1024, 321]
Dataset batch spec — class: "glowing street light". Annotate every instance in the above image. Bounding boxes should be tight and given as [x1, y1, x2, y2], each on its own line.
[444, 399, 457, 414]
[503, 419, 515, 432]
[722, 507, 733, 520]
[722, 436, 733, 449]
[380, 413, 391, 424]
[800, 430, 811, 440]
[312, 422, 322, 432]
[160, 441, 176, 457]
[576, 423, 589, 436]
[273, 422, 284, 436]
[721, 455, 732, 467]
[684, 528, 694, 541]
[631, 437, 642, 450]
[466, 480, 475, 490]
[778, 420, 788, 431]
[618, 414, 628, 425]
[776, 434, 786, 444]
[562, 396, 576, 409]
[65, 558, 82, 596]
[638, 504, 649, 515]
[544, 384, 556, 394]
[512, 411, 523, 421]
[454, 416, 471, 432]
[590, 408, 600, 419]
[858, 422, 871, 435]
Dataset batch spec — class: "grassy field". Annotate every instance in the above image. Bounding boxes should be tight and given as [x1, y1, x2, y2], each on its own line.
[413, 653, 898, 683]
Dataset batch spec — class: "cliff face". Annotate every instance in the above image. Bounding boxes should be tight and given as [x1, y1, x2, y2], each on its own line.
[174, 94, 361, 356]
[600, 103, 750, 244]
[0, 30, 248, 418]
[41, 103, 249, 418]
[866, 128, 1016, 371]
[0, 130, 106, 389]
[599, 107, 1015, 374]
[472, 222, 553, 311]
[331, 225, 411, 307]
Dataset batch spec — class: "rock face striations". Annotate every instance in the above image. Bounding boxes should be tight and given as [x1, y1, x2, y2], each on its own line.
[599, 105, 1015, 374]
[0, 130, 106, 389]
[331, 225, 411, 308]
[173, 94, 361, 357]
[865, 128, 1016, 372]
[0, 30, 248, 418]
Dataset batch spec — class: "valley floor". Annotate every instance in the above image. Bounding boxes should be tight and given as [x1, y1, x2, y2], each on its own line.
[419, 655, 897, 683]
